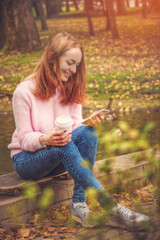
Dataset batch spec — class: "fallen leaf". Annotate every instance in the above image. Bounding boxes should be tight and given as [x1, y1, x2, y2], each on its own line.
[18, 228, 30, 237]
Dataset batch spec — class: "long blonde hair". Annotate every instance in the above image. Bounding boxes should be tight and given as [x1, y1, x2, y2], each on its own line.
[32, 32, 86, 104]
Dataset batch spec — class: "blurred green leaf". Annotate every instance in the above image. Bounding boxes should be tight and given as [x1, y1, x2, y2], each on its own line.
[39, 188, 54, 210]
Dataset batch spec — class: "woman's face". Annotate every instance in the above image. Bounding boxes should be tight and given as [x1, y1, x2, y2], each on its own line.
[59, 47, 82, 82]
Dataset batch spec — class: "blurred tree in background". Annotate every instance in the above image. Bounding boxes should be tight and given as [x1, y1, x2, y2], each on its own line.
[0, 0, 41, 51]
[116, 0, 127, 15]
[0, 0, 160, 51]
[32, 0, 48, 30]
[105, 0, 119, 38]
[85, 0, 95, 36]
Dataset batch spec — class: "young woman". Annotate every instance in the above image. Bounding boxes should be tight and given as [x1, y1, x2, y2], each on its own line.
[8, 32, 149, 228]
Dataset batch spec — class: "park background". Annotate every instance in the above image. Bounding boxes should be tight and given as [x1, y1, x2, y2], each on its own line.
[0, 0, 159, 174]
[0, 0, 160, 239]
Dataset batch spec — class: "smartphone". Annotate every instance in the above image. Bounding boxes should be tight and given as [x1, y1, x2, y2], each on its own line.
[82, 109, 110, 123]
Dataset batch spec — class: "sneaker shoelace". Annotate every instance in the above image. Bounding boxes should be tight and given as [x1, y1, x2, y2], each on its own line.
[75, 203, 90, 217]
[117, 206, 136, 220]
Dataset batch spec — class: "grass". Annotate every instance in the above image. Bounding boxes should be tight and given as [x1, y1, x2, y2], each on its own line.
[0, 8, 159, 111]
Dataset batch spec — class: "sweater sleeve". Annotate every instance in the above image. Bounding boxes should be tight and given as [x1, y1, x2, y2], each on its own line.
[13, 89, 44, 152]
[71, 103, 83, 130]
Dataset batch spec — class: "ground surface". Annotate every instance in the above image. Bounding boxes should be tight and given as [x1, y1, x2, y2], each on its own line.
[0, 183, 160, 240]
[0, 9, 160, 112]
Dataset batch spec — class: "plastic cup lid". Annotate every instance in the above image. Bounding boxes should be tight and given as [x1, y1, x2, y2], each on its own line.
[55, 115, 73, 126]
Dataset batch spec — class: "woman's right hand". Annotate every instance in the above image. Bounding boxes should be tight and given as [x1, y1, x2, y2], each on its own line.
[42, 128, 71, 146]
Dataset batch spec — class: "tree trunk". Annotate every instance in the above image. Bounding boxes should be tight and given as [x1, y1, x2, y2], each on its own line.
[135, 0, 139, 7]
[100, 0, 106, 15]
[90, 0, 94, 11]
[66, 0, 70, 12]
[73, 0, 79, 10]
[52, 0, 60, 14]
[45, 0, 60, 17]
[142, 0, 147, 18]
[85, 0, 95, 36]
[45, 0, 54, 18]
[59, 1, 62, 12]
[84, 0, 93, 11]
[105, 4, 111, 30]
[126, 0, 130, 8]
[2, 0, 41, 51]
[105, 0, 119, 39]
[33, 0, 48, 30]
[0, 0, 7, 49]
[116, 0, 127, 15]
[32, 0, 40, 18]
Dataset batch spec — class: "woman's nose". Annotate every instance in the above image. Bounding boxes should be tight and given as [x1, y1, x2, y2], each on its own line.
[70, 65, 76, 74]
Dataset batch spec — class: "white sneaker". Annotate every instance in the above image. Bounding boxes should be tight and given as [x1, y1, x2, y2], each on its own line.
[111, 203, 149, 227]
[71, 202, 95, 228]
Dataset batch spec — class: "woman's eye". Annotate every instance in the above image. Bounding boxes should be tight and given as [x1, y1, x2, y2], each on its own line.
[67, 62, 72, 66]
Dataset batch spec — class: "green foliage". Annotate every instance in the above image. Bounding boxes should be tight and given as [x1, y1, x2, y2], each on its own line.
[99, 121, 155, 157]
[1, 43, 9, 52]
[38, 188, 54, 210]
[22, 183, 54, 215]
[23, 183, 40, 202]
[81, 158, 92, 169]
[78, 121, 160, 239]
[143, 122, 155, 134]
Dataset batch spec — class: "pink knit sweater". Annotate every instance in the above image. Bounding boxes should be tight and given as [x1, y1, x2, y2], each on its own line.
[8, 78, 82, 157]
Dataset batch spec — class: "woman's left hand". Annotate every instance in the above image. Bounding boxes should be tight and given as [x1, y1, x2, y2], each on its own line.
[87, 113, 104, 127]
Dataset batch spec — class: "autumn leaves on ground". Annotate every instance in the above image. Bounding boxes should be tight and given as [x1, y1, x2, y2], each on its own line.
[0, 9, 160, 111]
[0, 183, 158, 240]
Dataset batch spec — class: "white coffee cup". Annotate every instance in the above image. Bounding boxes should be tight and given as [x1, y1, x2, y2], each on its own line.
[55, 115, 73, 134]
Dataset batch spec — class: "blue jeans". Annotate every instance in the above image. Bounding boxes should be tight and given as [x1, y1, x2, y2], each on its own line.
[12, 126, 104, 203]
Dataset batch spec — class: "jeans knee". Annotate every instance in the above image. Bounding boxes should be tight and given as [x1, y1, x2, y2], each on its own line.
[84, 126, 98, 145]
